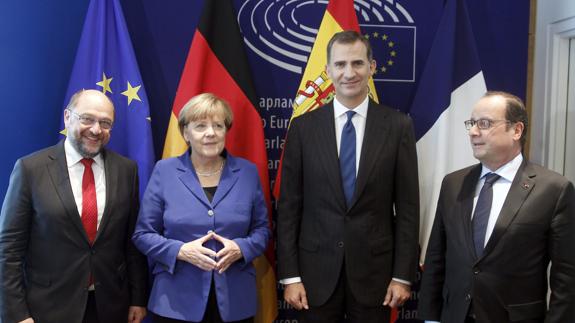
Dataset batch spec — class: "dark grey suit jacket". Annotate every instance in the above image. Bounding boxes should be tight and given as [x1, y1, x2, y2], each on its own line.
[277, 100, 420, 308]
[418, 160, 575, 323]
[0, 141, 148, 323]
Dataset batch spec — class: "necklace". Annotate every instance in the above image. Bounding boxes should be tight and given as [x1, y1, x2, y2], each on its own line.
[195, 160, 224, 177]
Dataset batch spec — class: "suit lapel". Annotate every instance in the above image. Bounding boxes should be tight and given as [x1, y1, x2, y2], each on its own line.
[483, 161, 535, 255]
[95, 149, 115, 243]
[211, 156, 240, 207]
[46, 141, 91, 243]
[352, 102, 390, 208]
[458, 165, 482, 260]
[177, 152, 212, 208]
[315, 104, 347, 211]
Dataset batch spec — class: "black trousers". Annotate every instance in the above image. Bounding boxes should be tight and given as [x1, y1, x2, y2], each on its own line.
[83, 291, 99, 323]
[152, 282, 253, 323]
[299, 268, 390, 323]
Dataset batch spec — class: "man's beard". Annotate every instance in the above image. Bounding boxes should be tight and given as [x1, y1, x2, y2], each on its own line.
[69, 135, 102, 158]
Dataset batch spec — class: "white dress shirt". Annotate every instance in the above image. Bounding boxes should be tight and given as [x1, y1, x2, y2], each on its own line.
[473, 153, 523, 245]
[65, 139, 106, 228]
[334, 95, 368, 173]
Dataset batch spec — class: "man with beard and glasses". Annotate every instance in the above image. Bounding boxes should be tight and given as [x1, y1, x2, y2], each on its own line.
[0, 89, 148, 323]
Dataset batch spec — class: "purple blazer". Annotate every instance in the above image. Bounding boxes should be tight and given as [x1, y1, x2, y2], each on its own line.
[132, 151, 270, 321]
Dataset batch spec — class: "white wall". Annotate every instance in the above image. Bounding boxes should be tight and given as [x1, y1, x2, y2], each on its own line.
[531, 0, 575, 182]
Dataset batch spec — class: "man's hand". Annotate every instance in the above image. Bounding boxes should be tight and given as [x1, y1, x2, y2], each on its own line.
[18, 318, 34, 323]
[383, 280, 411, 308]
[177, 232, 217, 271]
[127, 306, 147, 323]
[284, 282, 309, 310]
[213, 233, 243, 274]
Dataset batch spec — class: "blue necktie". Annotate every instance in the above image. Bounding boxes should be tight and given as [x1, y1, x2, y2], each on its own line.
[340, 111, 356, 208]
[472, 172, 500, 257]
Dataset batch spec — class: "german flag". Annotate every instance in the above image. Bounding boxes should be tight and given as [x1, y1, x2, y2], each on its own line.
[273, 0, 379, 197]
[162, 1, 277, 322]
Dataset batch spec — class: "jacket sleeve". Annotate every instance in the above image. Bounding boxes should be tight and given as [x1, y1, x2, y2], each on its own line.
[125, 162, 149, 306]
[547, 180, 575, 323]
[392, 114, 420, 283]
[417, 177, 448, 321]
[276, 117, 304, 280]
[233, 169, 271, 264]
[132, 162, 184, 274]
[0, 159, 33, 322]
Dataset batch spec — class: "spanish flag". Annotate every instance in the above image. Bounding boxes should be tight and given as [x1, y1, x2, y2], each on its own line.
[162, 1, 277, 322]
[273, 0, 379, 197]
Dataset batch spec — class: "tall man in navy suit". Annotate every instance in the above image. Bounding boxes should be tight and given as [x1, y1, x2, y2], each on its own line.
[0, 90, 148, 323]
[277, 30, 420, 322]
[418, 91, 575, 323]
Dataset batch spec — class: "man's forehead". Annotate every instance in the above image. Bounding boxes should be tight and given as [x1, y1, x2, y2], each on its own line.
[472, 97, 506, 117]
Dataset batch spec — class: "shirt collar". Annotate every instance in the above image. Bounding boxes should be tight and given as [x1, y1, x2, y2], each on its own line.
[480, 153, 523, 182]
[333, 95, 369, 119]
[64, 139, 104, 168]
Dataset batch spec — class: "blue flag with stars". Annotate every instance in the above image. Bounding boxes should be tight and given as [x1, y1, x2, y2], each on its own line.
[62, 0, 154, 198]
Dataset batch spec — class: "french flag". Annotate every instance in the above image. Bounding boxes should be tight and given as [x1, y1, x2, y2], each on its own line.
[409, 0, 485, 262]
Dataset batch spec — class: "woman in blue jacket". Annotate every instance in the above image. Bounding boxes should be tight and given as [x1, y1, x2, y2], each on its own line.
[133, 93, 270, 323]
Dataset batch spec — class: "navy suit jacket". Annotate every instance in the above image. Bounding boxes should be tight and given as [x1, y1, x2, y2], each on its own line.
[132, 151, 270, 322]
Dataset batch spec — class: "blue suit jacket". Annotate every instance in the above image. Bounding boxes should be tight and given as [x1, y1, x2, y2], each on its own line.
[132, 151, 270, 321]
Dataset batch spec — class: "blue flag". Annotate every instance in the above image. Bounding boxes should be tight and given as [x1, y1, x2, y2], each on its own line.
[63, 0, 154, 198]
[409, 0, 486, 261]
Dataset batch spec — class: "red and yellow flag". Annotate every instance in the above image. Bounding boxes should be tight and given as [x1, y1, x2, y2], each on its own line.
[162, 1, 277, 322]
[273, 0, 379, 197]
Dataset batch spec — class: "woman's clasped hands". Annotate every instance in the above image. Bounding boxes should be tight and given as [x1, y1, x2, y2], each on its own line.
[177, 231, 243, 273]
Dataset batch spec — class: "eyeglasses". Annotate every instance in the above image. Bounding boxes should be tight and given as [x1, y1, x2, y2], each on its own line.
[464, 118, 510, 130]
[67, 109, 113, 130]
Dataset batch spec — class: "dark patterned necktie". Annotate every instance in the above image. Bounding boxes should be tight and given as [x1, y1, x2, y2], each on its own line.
[340, 111, 356, 208]
[472, 172, 500, 257]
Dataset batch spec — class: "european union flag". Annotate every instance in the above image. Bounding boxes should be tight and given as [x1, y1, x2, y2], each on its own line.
[63, 0, 154, 198]
[363, 24, 416, 82]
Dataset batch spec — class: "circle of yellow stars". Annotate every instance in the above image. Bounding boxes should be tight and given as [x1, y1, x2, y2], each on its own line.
[364, 32, 397, 75]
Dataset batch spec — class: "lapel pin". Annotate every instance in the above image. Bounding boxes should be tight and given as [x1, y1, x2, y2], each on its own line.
[522, 182, 530, 190]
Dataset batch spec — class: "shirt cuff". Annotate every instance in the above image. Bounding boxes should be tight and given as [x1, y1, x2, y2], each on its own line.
[279, 277, 302, 285]
[392, 277, 411, 285]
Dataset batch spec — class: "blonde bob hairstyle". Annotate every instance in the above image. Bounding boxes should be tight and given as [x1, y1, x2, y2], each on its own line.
[178, 93, 234, 139]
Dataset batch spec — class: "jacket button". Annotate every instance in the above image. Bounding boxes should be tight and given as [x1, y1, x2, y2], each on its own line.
[208, 210, 214, 217]
[473, 269, 480, 275]
[465, 294, 471, 301]
[337, 241, 344, 248]
[91, 249, 96, 255]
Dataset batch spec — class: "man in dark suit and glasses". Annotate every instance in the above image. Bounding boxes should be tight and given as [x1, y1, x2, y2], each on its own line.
[418, 91, 575, 323]
[277, 30, 420, 323]
[0, 89, 148, 323]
